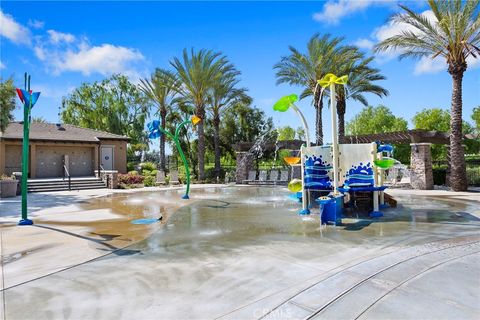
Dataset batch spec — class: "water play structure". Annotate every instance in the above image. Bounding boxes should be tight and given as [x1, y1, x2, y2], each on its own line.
[147, 115, 200, 199]
[16, 72, 41, 226]
[274, 73, 396, 222]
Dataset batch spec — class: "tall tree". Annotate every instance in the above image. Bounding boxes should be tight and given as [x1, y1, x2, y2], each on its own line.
[375, 0, 480, 191]
[62, 74, 149, 148]
[413, 108, 451, 161]
[217, 104, 276, 159]
[333, 54, 389, 142]
[413, 107, 480, 159]
[207, 72, 251, 181]
[346, 105, 408, 135]
[346, 105, 410, 163]
[139, 69, 179, 171]
[276, 126, 297, 141]
[274, 34, 347, 145]
[170, 48, 234, 181]
[0, 78, 16, 132]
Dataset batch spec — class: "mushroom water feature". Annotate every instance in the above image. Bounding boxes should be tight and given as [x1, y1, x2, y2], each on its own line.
[147, 115, 201, 200]
[273, 93, 311, 213]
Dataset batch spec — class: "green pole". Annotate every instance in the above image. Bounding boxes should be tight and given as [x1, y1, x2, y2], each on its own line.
[19, 73, 33, 225]
[155, 118, 192, 199]
[175, 119, 192, 199]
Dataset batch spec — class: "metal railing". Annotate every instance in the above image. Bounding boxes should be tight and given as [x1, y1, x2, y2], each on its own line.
[63, 165, 71, 191]
[99, 165, 110, 187]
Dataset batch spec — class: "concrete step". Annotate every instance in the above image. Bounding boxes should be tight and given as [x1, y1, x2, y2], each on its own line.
[28, 180, 104, 186]
[27, 177, 106, 193]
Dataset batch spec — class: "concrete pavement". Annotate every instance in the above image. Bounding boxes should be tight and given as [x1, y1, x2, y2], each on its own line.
[1, 186, 479, 319]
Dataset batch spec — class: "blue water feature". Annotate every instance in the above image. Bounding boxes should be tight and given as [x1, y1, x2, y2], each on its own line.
[343, 162, 374, 187]
[304, 155, 332, 190]
[131, 218, 161, 225]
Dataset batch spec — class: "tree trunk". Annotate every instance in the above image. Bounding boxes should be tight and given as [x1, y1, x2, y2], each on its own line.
[196, 106, 206, 181]
[314, 89, 323, 145]
[159, 107, 167, 172]
[448, 64, 467, 191]
[213, 115, 221, 182]
[337, 97, 346, 144]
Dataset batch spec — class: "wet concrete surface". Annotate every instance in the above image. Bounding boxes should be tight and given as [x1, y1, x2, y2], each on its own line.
[1, 186, 480, 319]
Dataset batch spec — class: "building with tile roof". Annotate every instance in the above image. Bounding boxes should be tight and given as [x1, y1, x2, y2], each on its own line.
[0, 122, 129, 178]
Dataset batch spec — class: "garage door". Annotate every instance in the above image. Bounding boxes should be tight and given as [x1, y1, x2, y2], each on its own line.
[36, 146, 94, 178]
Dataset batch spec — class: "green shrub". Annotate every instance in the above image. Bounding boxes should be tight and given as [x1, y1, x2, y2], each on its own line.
[139, 162, 157, 172]
[467, 167, 480, 186]
[128, 170, 139, 176]
[432, 168, 447, 185]
[204, 167, 224, 183]
[127, 162, 136, 172]
[118, 173, 144, 185]
[141, 169, 157, 177]
[143, 175, 156, 187]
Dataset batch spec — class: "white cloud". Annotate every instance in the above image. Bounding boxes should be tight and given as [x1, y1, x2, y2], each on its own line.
[313, 0, 396, 25]
[35, 38, 146, 77]
[467, 55, 480, 69]
[0, 61, 5, 69]
[313, 0, 372, 25]
[375, 10, 436, 41]
[47, 29, 75, 44]
[354, 38, 375, 50]
[413, 56, 446, 75]
[0, 10, 31, 45]
[372, 10, 438, 60]
[28, 19, 44, 29]
[413, 55, 480, 75]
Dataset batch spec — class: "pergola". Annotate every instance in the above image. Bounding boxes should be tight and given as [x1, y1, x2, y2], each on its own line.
[343, 129, 451, 145]
[233, 130, 470, 190]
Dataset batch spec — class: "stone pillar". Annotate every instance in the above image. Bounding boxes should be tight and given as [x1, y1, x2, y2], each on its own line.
[235, 152, 254, 184]
[109, 171, 118, 189]
[410, 143, 433, 190]
[105, 171, 119, 189]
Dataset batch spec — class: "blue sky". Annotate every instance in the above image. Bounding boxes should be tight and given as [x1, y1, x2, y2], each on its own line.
[1, 1, 479, 147]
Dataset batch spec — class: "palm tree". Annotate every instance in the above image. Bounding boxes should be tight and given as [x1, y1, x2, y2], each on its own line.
[170, 49, 235, 181]
[274, 34, 347, 145]
[375, 0, 480, 191]
[334, 54, 389, 142]
[139, 68, 179, 171]
[208, 72, 252, 181]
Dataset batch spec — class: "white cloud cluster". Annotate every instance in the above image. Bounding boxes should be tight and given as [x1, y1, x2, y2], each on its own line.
[1, 10, 147, 78]
[313, 0, 397, 25]
[34, 39, 145, 77]
[0, 10, 31, 45]
[313, 0, 374, 25]
[47, 30, 75, 44]
[0, 61, 5, 69]
[28, 19, 44, 29]
[354, 10, 480, 74]
[354, 38, 375, 50]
